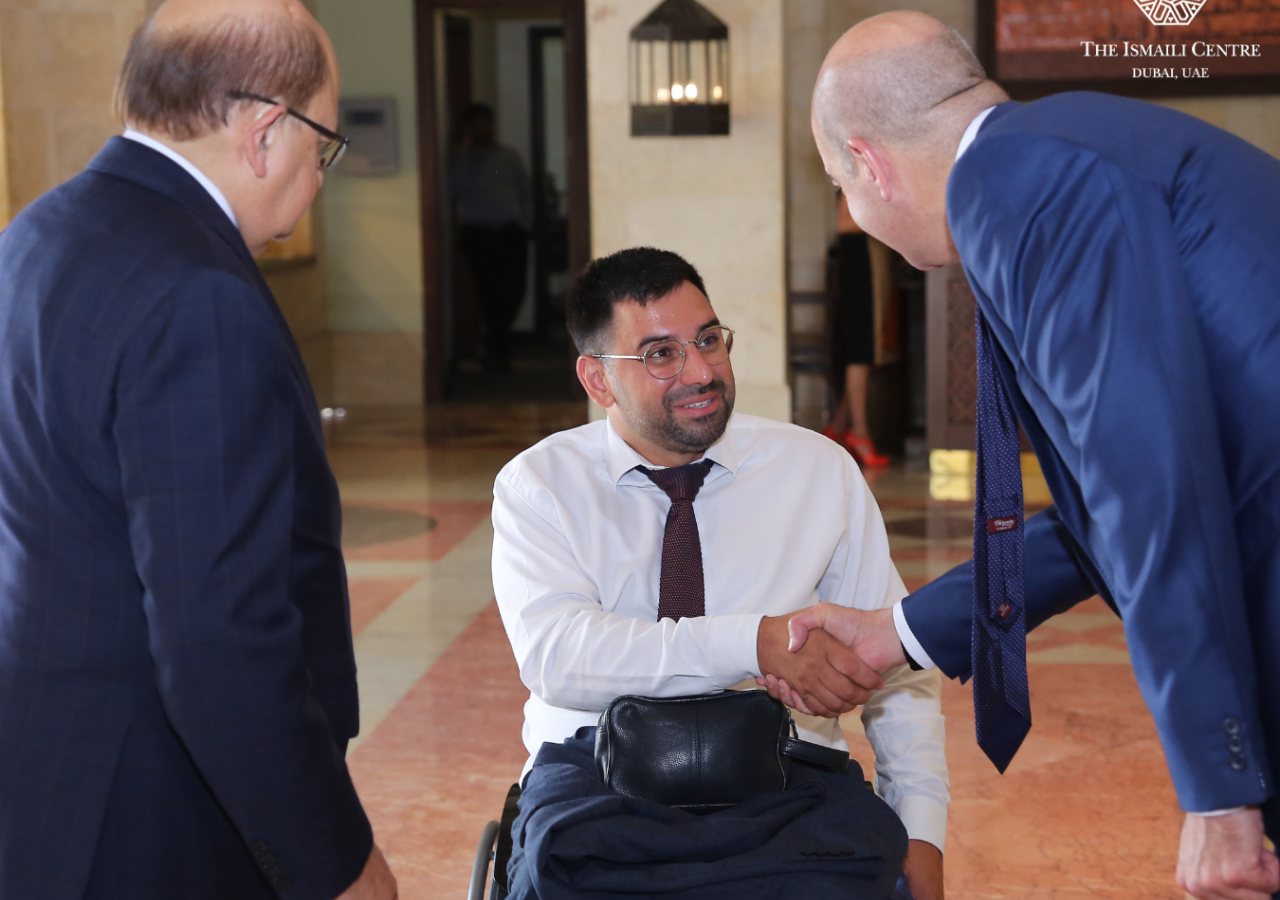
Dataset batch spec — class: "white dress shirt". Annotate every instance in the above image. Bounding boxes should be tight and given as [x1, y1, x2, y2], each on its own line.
[122, 129, 239, 227]
[492, 413, 950, 849]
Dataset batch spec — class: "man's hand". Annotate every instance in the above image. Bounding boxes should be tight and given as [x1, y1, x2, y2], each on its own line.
[756, 613, 884, 717]
[786, 604, 906, 672]
[335, 844, 398, 900]
[903, 839, 944, 900]
[1177, 808, 1279, 900]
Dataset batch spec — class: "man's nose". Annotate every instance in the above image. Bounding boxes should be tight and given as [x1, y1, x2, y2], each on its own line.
[679, 344, 714, 386]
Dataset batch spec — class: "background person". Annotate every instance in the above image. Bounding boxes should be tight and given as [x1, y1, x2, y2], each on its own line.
[0, 1, 395, 897]
[771, 12, 1280, 900]
[491, 247, 948, 899]
[450, 102, 533, 373]
[823, 190, 889, 468]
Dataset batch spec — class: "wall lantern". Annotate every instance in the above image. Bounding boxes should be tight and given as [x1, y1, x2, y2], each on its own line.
[629, 0, 729, 137]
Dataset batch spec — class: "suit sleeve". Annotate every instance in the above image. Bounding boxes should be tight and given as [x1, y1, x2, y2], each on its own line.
[947, 133, 1271, 812]
[114, 270, 372, 900]
[902, 506, 1102, 681]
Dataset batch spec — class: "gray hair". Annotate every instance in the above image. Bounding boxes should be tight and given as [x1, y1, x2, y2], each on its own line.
[115, 12, 328, 141]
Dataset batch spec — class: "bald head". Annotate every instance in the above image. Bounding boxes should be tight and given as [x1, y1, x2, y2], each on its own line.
[116, 0, 336, 141]
[813, 12, 1004, 165]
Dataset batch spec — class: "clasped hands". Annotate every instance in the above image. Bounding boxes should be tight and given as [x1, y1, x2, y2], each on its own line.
[755, 603, 902, 717]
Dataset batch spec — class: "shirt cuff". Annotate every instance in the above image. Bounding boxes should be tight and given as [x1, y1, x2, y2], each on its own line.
[1195, 807, 1246, 817]
[893, 601, 937, 672]
[706, 613, 767, 685]
[892, 793, 948, 854]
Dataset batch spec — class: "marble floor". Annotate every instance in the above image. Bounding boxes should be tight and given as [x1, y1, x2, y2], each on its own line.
[330, 405, 1186, 900]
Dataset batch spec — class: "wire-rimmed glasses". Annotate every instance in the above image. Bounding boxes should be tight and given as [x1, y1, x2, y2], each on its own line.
[591, 326, 734, 380]
[228, 90, 350, 170]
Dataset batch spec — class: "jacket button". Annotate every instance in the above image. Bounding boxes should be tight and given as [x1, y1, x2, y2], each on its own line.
[1223, 718, 1240, 735]
[1228, 735, 1244, 753]
[1230, 754, 1247, 771]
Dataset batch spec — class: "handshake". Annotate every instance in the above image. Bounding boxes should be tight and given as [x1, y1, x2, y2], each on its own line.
[754, 604, 907, 717]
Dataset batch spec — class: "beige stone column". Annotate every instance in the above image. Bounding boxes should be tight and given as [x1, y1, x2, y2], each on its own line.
[586, 0, 790, 422]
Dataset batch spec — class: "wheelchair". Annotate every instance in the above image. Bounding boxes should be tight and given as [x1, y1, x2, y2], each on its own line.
[467, 783, 522, 900]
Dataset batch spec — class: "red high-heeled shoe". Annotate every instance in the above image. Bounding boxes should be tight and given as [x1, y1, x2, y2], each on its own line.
[844, 435, 890, 468]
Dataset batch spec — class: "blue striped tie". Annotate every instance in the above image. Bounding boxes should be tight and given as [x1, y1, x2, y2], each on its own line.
[972, 310, 1032, 773]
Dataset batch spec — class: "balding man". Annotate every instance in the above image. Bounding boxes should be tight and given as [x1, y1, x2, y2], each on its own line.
[769, 12, 1280, 900]
[0, 2, 394, 899]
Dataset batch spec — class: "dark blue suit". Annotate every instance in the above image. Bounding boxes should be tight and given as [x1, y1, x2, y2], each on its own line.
[0, 138, 372, 899]
[905, 93, 1280, 837]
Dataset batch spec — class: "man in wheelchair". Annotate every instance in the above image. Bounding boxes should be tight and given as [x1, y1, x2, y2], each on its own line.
[492, 248, 948, 899]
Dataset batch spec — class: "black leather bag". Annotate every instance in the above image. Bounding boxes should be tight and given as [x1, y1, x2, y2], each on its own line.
[594, 691, 853, 812]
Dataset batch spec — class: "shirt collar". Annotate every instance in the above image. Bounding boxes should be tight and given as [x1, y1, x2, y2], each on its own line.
[123, 129, 239, 228]
[603, 415, 740, 487]
[955, 106, 997, 162]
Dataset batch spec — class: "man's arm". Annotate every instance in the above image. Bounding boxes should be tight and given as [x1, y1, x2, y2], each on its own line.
[491, 474, 878, 715]
[783, 505, 1102, 679]
[116, 271, 380, 900]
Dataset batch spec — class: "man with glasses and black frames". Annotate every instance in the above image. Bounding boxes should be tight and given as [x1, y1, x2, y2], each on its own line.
[0, 1, 394, 899]
[491, 247, 949, 899]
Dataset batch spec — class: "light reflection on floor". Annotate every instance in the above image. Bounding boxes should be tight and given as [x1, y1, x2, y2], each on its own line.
[330, 405, 1183, 900]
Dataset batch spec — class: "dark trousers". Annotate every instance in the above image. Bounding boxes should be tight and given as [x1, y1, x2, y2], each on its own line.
[459, 223, 529, 370]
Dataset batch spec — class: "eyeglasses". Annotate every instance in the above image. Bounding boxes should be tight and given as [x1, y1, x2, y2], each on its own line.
[228, 90, 349, 169]
[591, 326, 734, 380]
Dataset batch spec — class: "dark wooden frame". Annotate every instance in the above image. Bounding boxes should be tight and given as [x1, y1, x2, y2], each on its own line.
[977, 0, 1280, 100]
[528, 24, 564, 338]
[414, 0, 591, 404]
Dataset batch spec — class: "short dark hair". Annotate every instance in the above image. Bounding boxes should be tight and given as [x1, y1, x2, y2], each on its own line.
[115, 13, 329, 142]
[567, 247, 708, 355]
[463, 102, 495, 125]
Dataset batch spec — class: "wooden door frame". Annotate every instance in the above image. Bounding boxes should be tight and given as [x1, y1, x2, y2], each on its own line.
[414, 0, 590, 404]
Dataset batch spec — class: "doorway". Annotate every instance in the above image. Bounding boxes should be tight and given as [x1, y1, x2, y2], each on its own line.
[415, 0, 589, 404]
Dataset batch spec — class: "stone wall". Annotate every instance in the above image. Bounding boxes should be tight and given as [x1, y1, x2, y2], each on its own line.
[587, 0, 791, 422]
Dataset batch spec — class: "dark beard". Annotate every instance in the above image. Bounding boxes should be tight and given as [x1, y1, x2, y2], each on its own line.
[635, 378, 735, 455]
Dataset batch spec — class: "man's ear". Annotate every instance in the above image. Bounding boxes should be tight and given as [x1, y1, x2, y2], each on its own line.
[243, 104, 290, 180]
[845, 137, 894, 202]
[576, 356, 616, 409]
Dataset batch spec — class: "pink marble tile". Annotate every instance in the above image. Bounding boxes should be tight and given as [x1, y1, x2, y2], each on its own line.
[348, 602, 528, 900]
[348, 577, 418, 636]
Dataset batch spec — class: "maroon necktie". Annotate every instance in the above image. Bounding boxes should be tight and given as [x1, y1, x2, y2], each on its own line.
[640, 460, 714, 621]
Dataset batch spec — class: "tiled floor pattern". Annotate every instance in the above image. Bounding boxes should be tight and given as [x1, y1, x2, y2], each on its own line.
[333, 407, 1184, 899]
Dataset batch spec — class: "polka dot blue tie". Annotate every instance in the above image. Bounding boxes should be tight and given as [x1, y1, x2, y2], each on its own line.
[640, 460, 714, 621]
[973, 310, 1032, 773]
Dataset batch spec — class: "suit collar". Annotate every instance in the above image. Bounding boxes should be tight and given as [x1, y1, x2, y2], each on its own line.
[87, 136, 254, 267]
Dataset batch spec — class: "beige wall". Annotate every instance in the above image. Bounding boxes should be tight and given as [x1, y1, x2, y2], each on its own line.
[0, 0, 335, 403]
[315, 0, 424, 407]
[0, 0, 152, 214]
[587, 0, 791, 422]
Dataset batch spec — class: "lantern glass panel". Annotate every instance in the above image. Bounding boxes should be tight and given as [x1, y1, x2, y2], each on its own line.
[709, 38, 729, 104]
[630, 38, 674, 105]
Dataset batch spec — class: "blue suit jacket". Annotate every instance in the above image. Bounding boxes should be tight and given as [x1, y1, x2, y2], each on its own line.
[904, 93, 1280, 826]
[0, 138, 371, 899]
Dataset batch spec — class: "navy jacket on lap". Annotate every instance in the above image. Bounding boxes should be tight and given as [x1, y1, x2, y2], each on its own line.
[0, 138, 370, 900]
[508, 731, 908, 900]
[904, 93, 1280, 832]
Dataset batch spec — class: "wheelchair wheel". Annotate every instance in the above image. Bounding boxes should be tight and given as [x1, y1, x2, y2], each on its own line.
[468, 819, 501, 900]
